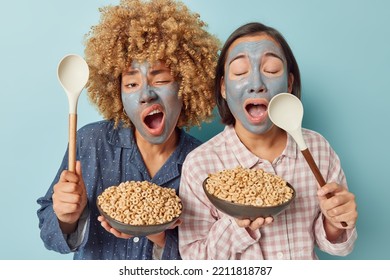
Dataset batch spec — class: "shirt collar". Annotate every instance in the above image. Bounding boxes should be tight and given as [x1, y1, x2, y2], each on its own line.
[224, 126, 259, 168]
[108, 124, 189, 183]
[108, 122, 135, 149]
[224, 125, 298, 168]
[285, 132, 299, 159]
[109, 124, 189, 163]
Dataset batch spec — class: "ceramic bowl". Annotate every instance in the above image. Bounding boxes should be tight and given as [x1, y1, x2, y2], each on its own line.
[97, 200, 181, 236]
[202, 178, 295, 220]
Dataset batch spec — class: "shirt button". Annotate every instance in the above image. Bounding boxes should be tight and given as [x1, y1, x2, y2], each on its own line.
[133, 237, 139, 243]
[277, 252, 284, 259]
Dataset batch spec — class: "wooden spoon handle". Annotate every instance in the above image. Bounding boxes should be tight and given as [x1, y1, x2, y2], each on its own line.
[68, 113, 77, 173]
[301, 149, 326, 187]
[301, 148, 348, 227]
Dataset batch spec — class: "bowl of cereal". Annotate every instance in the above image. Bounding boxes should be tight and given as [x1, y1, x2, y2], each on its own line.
[203, 167, 295, 220]
[97, 181, 182, 236]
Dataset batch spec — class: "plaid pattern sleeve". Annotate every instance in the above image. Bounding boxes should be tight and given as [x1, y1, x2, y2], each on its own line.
[178, 126, 357, 259]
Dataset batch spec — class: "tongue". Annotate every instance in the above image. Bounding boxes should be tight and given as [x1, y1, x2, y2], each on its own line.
[144, 113, 163, 129]
[247, 104, 267, 118]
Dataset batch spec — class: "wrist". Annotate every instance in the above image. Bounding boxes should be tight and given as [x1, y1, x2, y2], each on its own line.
[147, 231, 166, 248]
[59, 220, 78, 234]
[323, 216, 345, 242]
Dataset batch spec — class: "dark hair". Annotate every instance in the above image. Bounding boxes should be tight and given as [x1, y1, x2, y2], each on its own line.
[215, 22, 301, 125]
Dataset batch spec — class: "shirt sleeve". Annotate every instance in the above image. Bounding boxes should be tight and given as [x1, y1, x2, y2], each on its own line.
[64, 207, 90, 251]
[36, 202, 74, 254]
[314, 214, 357, 256]
[37, 147, 90, 254]
[178, 160, 263, 260]
[313, 143, 358, 256]
[37, 152, 74, 254]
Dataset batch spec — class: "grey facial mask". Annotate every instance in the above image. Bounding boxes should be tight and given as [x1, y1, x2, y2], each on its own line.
[224, 39, 289, 135]
[121, 61, 182, 144]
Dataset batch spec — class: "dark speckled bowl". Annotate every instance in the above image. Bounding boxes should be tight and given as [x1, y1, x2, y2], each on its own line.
[202, 178, 295, 220]
[96, 200, 181, 236]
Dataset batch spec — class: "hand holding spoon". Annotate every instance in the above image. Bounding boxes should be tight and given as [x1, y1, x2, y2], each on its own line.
[57, 54, 89, 172]
[268, 93, 347, 227]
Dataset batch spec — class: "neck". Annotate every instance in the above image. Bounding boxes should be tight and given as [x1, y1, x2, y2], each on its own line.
[134, 129, 180, 178]
[234, 124, 287, 163]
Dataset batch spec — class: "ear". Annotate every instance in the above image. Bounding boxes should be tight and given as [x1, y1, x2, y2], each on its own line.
[221, 76, 226, 99]
[288, 73, 294, 93]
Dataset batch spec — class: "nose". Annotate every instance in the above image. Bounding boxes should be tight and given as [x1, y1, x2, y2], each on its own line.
[139, 86, 158, 103]
[248, 71, 266, 94]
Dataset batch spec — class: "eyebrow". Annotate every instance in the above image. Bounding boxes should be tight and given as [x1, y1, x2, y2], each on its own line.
[228, 52, 285, 66]
[264, 52, 284, 62]
[122, 68, 171, 81]
[149, 69, 169, 76]
[228, 54, 246, 66]
[122, 70, 139, 76]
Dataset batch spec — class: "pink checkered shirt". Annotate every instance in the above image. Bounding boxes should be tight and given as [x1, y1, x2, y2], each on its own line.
[178, 125, 357, 259]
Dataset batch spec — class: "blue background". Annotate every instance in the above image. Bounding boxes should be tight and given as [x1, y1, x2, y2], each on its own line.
[0, 0, 389, 260]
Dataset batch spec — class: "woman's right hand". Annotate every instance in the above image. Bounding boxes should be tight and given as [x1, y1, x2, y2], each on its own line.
[52, 161, 87, 233]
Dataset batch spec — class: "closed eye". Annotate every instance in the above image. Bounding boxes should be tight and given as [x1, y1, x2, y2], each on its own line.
[229, 55, 250, 79]
[262, 56, 284, 76]
[232, 71, 248, 76]
[264, 70, 278, 74]
[155, 80, 171, 85]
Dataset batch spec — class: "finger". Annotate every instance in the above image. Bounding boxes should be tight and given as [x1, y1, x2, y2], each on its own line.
[59, 170, 80, 184]
[321, 191, 354, 212]
[327, 199, 357, 223]
[175, 219, 182, 227]
[75, 161, 82, 177]
[74, 161, 86, 196]
[264, 216, 274, 225]
[57, 192, 83, 204]
[327, 209, 357, 229]
[98, 218, 126, 238]
[325, 197, 351, 217]
[109, 227, 132, 239]
[317, 183, 340, 197]
[169, 219, 182, 229]
[336, 212, 357, 228]
[53, 182, 80, 194]
[53, 201, 82, 216]
[248, 217, 265, 231]
[103, 223, 132, 239]
[99, 219, 113, 232]
[235, 218, 251, 228]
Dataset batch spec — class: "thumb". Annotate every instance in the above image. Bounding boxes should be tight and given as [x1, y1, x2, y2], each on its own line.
[170, 218, 182, 229]
[75, 161, 83, 178]
[75, 161, 87, 195]
[317, 183, 338, 198]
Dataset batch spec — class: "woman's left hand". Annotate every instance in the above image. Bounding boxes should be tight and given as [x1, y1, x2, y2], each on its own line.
[317, 182, 358, 230]
[97, 215, 133, 239]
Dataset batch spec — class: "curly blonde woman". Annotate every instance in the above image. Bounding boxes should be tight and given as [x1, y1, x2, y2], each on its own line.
[37, 0, 220, 260]
[86, 0, 219, 129]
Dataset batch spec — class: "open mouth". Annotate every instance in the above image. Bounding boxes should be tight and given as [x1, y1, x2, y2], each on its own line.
[142, 105, 165, 135]
[244, 99, 268, 122]
[144, 109, 164, 129]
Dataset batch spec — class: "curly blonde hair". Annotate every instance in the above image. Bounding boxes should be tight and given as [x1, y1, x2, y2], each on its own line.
[84, 0, 220, 129]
